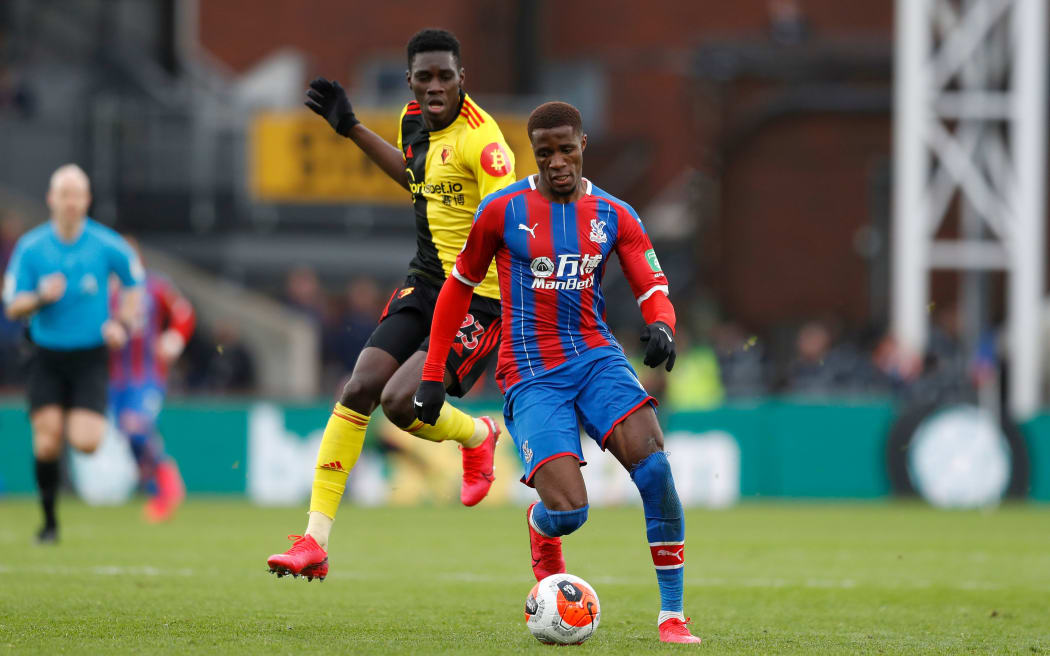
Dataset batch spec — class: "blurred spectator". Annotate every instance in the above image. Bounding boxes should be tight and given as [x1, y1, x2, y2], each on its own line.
[903, 304, 975, 405]
[206, 320, 257, 392]
[872, 333, 922, 389]
[283, 265, 325, 326]
[0, 211, 27, 385]
[784, 319, 884, 396]
[182, 320, 257, 393]
[926, 304, 966, 372]
[712, 321, 768, 398]
[326, 277, 382, 373]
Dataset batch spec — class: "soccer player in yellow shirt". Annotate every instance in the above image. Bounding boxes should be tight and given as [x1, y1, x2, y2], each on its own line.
[267, 29, 515, 581]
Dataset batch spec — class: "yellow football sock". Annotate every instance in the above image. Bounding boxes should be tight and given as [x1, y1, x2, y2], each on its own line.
[405, 402, 486, 447]
[308, 403, 368, 520]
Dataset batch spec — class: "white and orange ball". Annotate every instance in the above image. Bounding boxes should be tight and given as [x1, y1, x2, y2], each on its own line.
[524, 573, 601, 645]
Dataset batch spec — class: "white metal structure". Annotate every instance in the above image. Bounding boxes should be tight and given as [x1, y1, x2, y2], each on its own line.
[893, 0, 1047, 417]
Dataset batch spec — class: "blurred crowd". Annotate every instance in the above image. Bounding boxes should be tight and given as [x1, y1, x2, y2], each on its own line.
[0, 210, 1001, 408]
[195, 259, 1008, 410]
[630, 306, 997, 413]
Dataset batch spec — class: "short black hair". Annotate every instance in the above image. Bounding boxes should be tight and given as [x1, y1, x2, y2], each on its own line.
[527, 101, 583, 139]
[406, 28, 461, 69]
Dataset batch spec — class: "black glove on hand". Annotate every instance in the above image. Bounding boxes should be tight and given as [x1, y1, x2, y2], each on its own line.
[413, 380, 446, 425]
[640, 321, 676, 371]
[304, 77, 360, 136]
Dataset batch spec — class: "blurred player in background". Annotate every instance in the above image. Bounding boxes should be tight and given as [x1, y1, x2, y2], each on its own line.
[414, 103, 701, 644]
[108, 236, 195, 522]
[2, 164, 143, 544]
[267, 28, 515, 580]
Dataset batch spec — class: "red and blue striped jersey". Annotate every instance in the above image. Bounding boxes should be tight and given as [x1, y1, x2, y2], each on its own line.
[109, 272, 195, 387]
[451, 175, 670, 392]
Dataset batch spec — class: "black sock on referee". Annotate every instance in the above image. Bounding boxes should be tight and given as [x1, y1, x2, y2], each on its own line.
[34, 459, 60, 529]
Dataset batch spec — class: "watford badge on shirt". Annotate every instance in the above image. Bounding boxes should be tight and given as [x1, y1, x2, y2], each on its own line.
[439, 145, 454, 165]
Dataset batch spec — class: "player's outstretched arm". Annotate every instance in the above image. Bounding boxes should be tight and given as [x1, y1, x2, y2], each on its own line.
[305, 77, 409, 190]
[414, 275, 476, 424]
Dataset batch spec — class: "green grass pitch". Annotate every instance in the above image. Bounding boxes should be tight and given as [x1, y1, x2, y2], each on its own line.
[0, 499, 1048, 654]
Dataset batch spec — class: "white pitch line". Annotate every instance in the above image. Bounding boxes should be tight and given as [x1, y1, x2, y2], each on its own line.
[0, 564, 1013, 592]
[0, 564, 195, 577]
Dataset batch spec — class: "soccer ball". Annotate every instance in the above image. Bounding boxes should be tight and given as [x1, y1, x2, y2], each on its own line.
[524, 573, 601, 645]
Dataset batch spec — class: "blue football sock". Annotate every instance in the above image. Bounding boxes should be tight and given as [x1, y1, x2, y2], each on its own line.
[128, 432, 163, 496]
[631, 451, 685, 613]
[531, 502, 589, 537]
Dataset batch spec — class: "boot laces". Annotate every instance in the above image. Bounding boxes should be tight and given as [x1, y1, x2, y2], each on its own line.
[285, 535, 314, 555]
[665, 617, 693, 631]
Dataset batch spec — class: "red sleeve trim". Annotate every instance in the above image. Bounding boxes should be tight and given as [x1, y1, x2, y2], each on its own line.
[639, 291, 675, 333]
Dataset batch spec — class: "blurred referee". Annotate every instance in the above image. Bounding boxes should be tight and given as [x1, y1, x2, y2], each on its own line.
[2, 164, 144, 543]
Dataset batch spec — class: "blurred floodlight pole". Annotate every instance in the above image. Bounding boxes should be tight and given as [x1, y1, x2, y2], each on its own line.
[892, 0, 1047, 418]
[892, 0, 931, 360]
[1010, 0, 1047, 418]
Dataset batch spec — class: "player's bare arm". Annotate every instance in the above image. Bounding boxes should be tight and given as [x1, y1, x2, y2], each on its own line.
[305, 78, 410, 190]
[349, 124, 411, 190]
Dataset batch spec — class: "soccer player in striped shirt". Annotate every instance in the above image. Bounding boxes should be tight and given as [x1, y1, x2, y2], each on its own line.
[267, 29, 513, 581]
[414, 102, 701, 644]
[108, 238, 195, 522]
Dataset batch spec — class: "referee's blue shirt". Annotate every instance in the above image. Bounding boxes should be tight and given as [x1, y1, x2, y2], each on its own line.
[2, 218, 144, 350]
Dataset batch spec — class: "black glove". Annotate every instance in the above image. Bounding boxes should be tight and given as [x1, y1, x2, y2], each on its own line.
[413, 380, 446, 425]
[304, 77, 360, 136]
[640, 321, 676, 371]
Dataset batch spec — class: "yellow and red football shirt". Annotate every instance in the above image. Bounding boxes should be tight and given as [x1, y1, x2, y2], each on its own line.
[397, 93, 515, 301]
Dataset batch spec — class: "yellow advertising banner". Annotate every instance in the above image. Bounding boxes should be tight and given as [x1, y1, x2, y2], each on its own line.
[250, 109, 537, 204]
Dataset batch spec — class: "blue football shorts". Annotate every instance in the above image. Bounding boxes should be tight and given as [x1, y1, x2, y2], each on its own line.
[503, 348, 656, 485]
[109, 382, 165, 435]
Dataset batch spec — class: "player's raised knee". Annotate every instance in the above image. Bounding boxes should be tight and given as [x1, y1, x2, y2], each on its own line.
[547, 504, 589, 536]
[631, 450, 672, 480]
[379, 379, 416, 427]
[339, 374, 383, 413]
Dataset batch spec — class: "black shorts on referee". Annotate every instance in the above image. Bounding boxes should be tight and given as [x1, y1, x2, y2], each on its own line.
[364, 273, 501, 397]
[26, 344, 109, 414]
